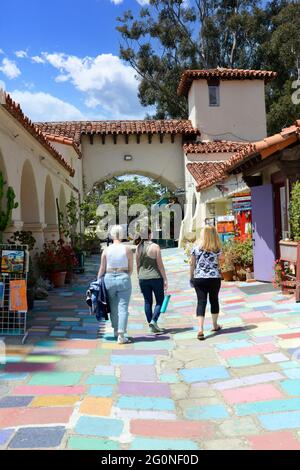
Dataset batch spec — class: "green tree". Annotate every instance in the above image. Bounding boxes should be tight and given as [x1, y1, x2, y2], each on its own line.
[117, 0, 267, 119]
[100, 177, 167, 211]
[116, 0, 300, 134]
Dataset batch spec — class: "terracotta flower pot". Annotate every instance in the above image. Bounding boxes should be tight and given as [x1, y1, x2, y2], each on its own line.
[222, 270, 234, 282]
[51, 271, 67, 288]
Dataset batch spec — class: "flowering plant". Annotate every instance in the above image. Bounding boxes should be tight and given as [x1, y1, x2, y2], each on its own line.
[273, 259, 294, 288]
[37, 239, 78, 275]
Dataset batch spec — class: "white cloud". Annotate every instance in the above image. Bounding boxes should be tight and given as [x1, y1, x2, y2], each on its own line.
[15, 50, 28, 59]
[0, 80, 6, 91]
[0, 58, 21, 79]
[0, 49, 4, 55]
[9, 90, 85, 121]
[110, 0, 149, 4]
[42, 52, 146, 119]
[31, 55, 45, 64]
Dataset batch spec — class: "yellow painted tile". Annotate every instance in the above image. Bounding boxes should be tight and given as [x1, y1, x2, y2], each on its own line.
[79, 397, 112, 416]
[101, 343, 124, 350]
[30, 395, 80, 407]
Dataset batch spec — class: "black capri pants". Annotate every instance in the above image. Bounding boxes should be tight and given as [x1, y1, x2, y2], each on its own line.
[193, 278, 221, 317]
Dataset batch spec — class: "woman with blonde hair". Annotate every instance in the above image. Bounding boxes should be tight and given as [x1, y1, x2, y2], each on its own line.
[98, 225, 133, 344]
[190, 225, 224, 340]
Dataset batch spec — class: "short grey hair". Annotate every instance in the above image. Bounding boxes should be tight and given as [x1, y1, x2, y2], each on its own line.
[110, 225, 124, 240]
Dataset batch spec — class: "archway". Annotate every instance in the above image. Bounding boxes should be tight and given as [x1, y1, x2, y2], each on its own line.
[44, 175, 59, 242]
[20, 160, 39, 224]
[44, 176, 57, 225]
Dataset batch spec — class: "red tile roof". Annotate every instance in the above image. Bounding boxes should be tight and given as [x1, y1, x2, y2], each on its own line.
[187, 161, 229, 191]
[1, 93, 75, 177]
[35, 120, 199, 145]
[227, 122, 300, 171]
[178, 68, 277, 96]
[183, 141, 250, 155]
[187, 121, 300, 191]
[43, 134, 82, 159]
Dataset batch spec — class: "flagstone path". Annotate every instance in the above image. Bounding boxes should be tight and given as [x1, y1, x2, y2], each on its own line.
[1, 248, 300, 450]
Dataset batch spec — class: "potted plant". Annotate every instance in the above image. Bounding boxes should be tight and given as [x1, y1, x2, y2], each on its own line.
[221, 240, 235, 281]
[36, 240, 77, 288]
[220, 260, 235, 281]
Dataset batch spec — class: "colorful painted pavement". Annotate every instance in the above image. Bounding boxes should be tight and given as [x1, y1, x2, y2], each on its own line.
[1, 248, 300, 450]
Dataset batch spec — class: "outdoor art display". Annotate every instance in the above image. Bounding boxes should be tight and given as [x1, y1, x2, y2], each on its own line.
[1, 250, 25, 274]
[0, 282, 4, 307]
[9, 280, 27, 312]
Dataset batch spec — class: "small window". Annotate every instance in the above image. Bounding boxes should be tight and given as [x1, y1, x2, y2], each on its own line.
[208, 85, 220, 107]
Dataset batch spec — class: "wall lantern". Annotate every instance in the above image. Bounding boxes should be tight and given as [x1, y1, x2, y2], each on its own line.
[124, 155, 133, 161]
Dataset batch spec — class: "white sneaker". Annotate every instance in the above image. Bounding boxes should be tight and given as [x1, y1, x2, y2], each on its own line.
[117, 334, 133, 344]
[149, 321, 165, 334]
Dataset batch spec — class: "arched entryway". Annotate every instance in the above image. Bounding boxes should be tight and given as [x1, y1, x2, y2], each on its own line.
[20, 160, 43, 249]
[44, 175, 59, 242]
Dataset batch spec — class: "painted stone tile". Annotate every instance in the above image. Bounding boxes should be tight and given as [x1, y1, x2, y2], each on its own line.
[75, 416, 123, 437]
[9, 426, 65, 449]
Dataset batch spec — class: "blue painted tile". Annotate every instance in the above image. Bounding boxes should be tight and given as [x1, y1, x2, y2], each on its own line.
[75, 417, 123, 437]
[160, 374, 179, 383]
[259, 411, 300, 430]
[185, 405, 229, 420]
[86, 375, 117, 385]
[0, 373, 29, 381]
[0, 396, 33, 408]
[281, 380, 300, 396]
[9, 427, 65, 449]
[0, 429, 14, 446]
[130, 438, 199, 450]
[215, 340, 252, 350]
[227, 355, 263, 368]
[284, 369, 300, 380]
[179, 366, 230, 383]
[89, 386, 114, 397]
[236, 398, 300, 416]
[111, 355, 154, 366]
[117, 396, 175, 411]
[280, 361, 300, 370]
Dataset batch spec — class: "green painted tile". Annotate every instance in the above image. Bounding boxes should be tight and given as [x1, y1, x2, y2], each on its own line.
[29, 372, 82, 386]
[68, 436, 119, 450]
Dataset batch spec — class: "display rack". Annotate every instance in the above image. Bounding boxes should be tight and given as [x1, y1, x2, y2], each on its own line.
[0, 244, 29, 344]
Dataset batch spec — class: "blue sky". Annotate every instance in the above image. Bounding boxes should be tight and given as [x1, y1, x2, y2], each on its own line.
[0, 0, 153, 121]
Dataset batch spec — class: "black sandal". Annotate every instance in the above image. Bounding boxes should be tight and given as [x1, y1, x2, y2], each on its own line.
[211, 325, 222, 332]
[197, 331, 205, 340]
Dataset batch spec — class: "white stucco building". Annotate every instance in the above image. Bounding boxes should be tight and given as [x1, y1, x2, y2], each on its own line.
[0, 68, 277, 249]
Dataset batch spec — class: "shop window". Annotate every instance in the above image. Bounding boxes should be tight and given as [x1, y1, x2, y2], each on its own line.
[208, 85, 220, 107]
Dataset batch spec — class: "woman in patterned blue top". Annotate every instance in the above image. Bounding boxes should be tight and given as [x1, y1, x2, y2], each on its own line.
[190, 225, 224, 340]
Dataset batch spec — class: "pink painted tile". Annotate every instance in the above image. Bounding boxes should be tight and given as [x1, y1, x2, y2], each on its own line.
[0, 407, 73, 427]
[55, 340, 98, 349]
[222, 384, 283, 404]
[130, 420, 215, 439]
[248, 432, 300, 450]
[243, 318, 273, 324]
[220, 343, 277, 360]
[279, 332, 300, 340]
[240, 312, 266, 320]
[12, 385, 86, 395]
